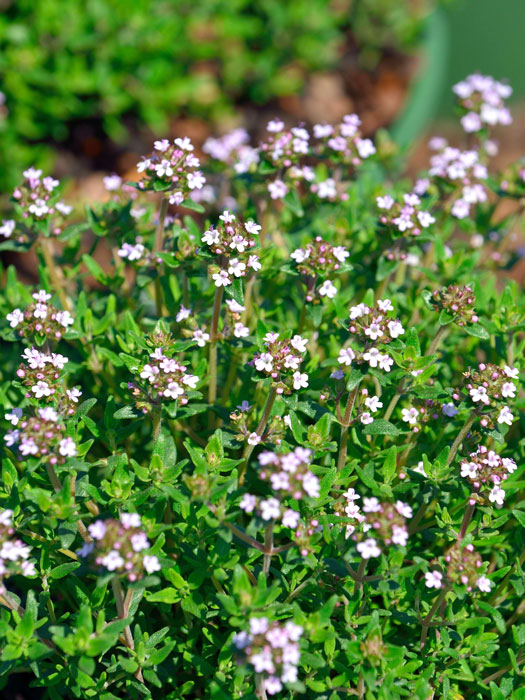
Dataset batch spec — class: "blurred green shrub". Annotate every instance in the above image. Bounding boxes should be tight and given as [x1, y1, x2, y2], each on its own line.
[0, 0, 444, 188]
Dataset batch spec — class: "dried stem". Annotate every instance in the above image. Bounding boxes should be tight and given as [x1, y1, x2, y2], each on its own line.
[262, 522, 274, 576]
[337, 383, 360, 471]
[239, 386, 277, 485]
[446, 412, 477, 467]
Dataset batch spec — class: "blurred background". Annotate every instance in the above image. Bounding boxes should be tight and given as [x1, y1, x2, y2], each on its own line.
[0, 0, 524, 191]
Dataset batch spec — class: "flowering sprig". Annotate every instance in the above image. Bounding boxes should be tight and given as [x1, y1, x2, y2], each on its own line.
[233, 617, 303, 695]
[230, 401, 285, 447]
[430, 285, 479, 327]
[428, 140, 488, 219]
[128, 342, 200, 414]
[6, 289, 74, 339]
[4, 407, 77, 464]
[453, 74, 512, 134]
[425, 542, 492, 594]
[0, 510, 36, 580]
[15, 347, 80, 409]
[252, 333, 309, 394]
[10, 168, 72, 238]
[460, 362, 518, 428]
[203, 128, 260, 174]
[290, 236, 349, 302]
[82, 513, 161, 581]
[136, 137, 205, 205]
[460, 446, 517, 506]
[315, 114, 376, 165]
[377, 192, 436, 237]
[201, 210, 261, 287]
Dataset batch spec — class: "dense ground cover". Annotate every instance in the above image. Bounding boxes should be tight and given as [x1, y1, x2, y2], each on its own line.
[0, 75, 523, 699]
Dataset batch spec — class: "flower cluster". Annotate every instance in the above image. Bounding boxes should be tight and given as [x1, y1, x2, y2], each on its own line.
[136, 137, 206, 205]
[201, 210, 261, 287]
[4, 407, 77, 464]
[428, 140, 488, 219]
[233, 617, 303, 695]
[230, 401, 286, 447]
[82, 513, 161, 581]
[460, 446, 517, 506]
[128, 345, 200, 414]
[6, 290, 74, 338]
[461, 363, 518, 427]
[252, 333, 309, 394]
[0, 510, 35, 580]
[15, 347, 80, 410]
[377, 192, 436, 236]
[257, 447, 320, 500]
[290, 237, 349, 301]
[315, 114, 376, 165]
[430, 285, 479, 326]
[425, 542, 491, 593]
[260, 119, 310, 169]
[341, 492, 412, 558]
[454, 74, 512, 134]
[11, 167, 72, 233]
[203, 128, 260, 174]
[337, 299, 405, 374]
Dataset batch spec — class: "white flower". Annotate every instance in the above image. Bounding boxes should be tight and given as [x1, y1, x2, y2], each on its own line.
[282, 509, 300, 528]
[174, 137, 194, 151]
[318, 280, 337, 298]
[182, 374, 199, 389]
[212, 270, 231, 287]
[461, 461, 478, 478]
[293, 372, 309, 390]
[202, 228, 220, 246]
[31, 381, 52, 399]
[239, 494, 257, 513]
[356, 538, 381, 559]
[338, 347, 355, 366]
[489, 485, 505, 506]
[376, 195, 394, 210]
[164, 382, 184, 399]
[290, 248, 310, 263]
[363, 348, 380, 368]
[193, 329, 210, 347]
[120, 513, 141, 528]
[0, 220, 15, 238]
[503, 365, 519, 379]
[363, 497, 381, 513]
[377, 299, 394, 312]
[103, 174, 123, 190]
[476, 575, 492, 593]
[497, 406, 514, 426]
[260, 498, 281, 521]
[356, 138, 376, 158]
[58, 437, 77, 457]
[233, 322, 249, 338]
[377, 354, 393, 372]
[364, 322, 383, 341]
[268, 180, 288, 200]
[102, 550, 124, 571]
[401, 407, 419, 425]
[365, 396, 383, 413]
[392, 525, 409, 546]
[228, 258, 246, 278]
[6, 309, 23, 328]
[56, 310, 74, 328]
[387, 320, 405, 338]
[247, 254, 261, 271]
[245, 221, 261, 235]
[130, 533, 149, 552]
[56, 202, 72, 216]
[255, 353, 274, 372]
[425, 571, 443, 589]
[5, 408, 23, 425]
[33, 303, 48, 319]
[442, 402, 458, 417]
[302, 471, 320, 498]
[360, 412, 373, 425]
[290, 335, 308, 353]
[143, 555, 161, 573]
[67, 387, 82, 403]
[226, 299, 245, 314]
[187, 171, 205, 190]
[417, 211, 436, 228]
[395, 501, 413, 518]
[332, 246, 349, 263]
[176, 305, 191, 322]
[501, 382, 516, 398]
[247, 432, 261, 446]
[469, 386, 489, 404]
[349, 303, 369, 320]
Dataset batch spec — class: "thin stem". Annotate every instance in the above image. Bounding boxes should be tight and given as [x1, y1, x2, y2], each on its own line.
[46, 462, 63, 492]
[446, 412, 477, 466]
[221, 520, 265, 552]
[408, 498, 435, 535]
[426, 325, 448, 357]
[337, 384, 360, 471]
[419, 586, 450, 649]
[153, 196, 169, 317]
[152, 406, 162, 443]
[256, 674, 268, 700]
[239, 386, 277, 485]
[458, 501, 476, 541]
[262, 522, 274, 576]
[111, 577, 144, 683]
[208, 284, 224, 421]
[41, 237, 72, 311]
[354, 558, 367, 595]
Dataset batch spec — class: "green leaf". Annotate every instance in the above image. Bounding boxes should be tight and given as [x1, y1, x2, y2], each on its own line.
[283, 189, 304, 217]
[464, 323, 490, 340]
[362, 419, 400, 436]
